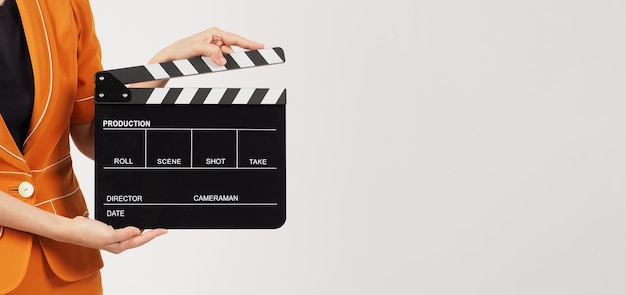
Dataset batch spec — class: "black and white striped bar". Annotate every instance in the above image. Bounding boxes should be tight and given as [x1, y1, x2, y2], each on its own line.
[126, 87, 286, 105]
[101, 47, 285, 84]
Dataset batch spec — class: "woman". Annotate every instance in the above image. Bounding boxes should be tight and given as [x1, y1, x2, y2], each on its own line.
[0, 0, 263, 293]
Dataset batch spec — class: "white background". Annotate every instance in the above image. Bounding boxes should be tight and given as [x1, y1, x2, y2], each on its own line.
[71, 0, 626, 294]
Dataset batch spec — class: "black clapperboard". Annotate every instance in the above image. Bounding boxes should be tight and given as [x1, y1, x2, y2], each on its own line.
[94, 47, 286, 229]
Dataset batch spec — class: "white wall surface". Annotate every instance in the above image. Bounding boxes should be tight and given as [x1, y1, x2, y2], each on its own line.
[70, 0, 626, 294]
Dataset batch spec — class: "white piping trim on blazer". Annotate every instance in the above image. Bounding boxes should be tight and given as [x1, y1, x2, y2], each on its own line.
[35, 186, 80, 207]
[31, 154, 71, 173]
[0, 144, 26, 163]
[24, 0, 54, 145]
[75, 95, 94, 103]
[0, 171, 32, 177]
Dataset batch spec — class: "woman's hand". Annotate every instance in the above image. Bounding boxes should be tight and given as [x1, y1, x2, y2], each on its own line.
[150, 27, 264, 65]
[62, 216, 167, 254]
[1, 190, 165, 254]
[131, 27, 263, 89]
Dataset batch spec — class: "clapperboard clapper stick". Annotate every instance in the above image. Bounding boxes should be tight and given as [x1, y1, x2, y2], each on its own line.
[94, 47, 287, 229]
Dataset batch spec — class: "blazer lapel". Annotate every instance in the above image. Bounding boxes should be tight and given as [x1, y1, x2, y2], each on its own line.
[15, 0, 53, 156]
[0, 115, 28, 170]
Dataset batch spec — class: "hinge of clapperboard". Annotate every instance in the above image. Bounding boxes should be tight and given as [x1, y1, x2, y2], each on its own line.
[95, 47, 285, 104]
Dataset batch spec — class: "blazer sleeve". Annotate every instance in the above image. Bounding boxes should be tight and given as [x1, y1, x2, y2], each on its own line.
[70, 0, 103, 126]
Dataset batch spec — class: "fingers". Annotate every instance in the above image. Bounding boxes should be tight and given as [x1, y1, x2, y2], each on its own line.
[110, 226, 142, 243]
[150, 27, 264, 66]
[102, 226, 141, 254]
[199, 28, 264, 66]
[207, 27, 264, 50]
[221, 45, 234, 54]
[105, 228, 168, 254]
[201, 44, 227, 66]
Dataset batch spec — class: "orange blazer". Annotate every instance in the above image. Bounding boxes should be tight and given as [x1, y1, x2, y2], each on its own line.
[0, 0, 103, 292]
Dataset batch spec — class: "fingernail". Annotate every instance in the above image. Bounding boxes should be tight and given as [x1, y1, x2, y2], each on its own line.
[219, 57, 227, 65]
